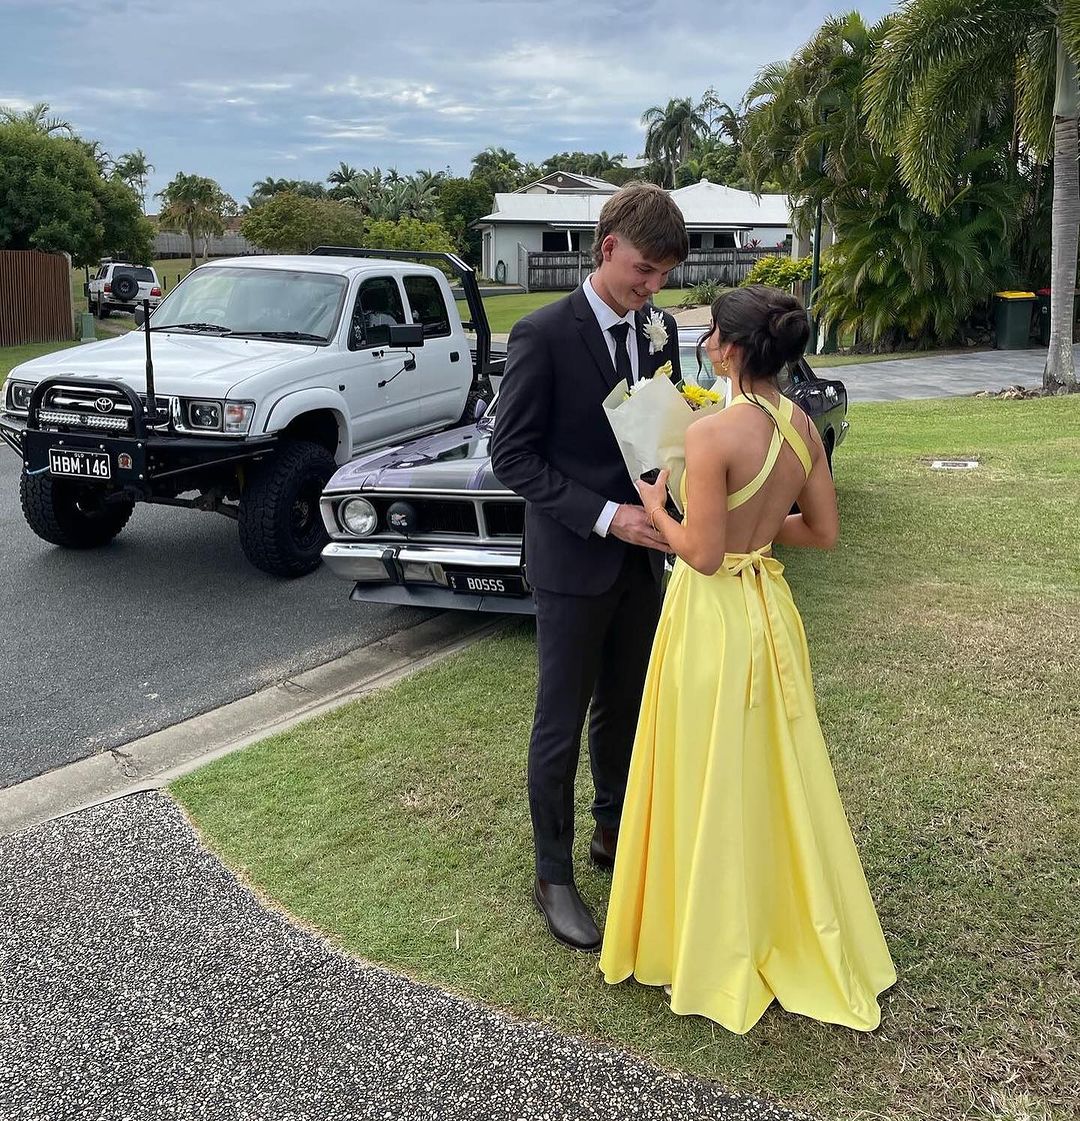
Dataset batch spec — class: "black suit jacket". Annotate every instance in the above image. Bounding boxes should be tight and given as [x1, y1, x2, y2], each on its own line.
[490, 285, 681, 596]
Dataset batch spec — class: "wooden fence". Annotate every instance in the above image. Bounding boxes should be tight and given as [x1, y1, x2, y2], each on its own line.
[0, 250, 74, 346]
[525, 246, 787, 292]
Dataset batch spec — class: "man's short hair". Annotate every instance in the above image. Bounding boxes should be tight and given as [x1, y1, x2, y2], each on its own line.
[592, 183, 688, 268]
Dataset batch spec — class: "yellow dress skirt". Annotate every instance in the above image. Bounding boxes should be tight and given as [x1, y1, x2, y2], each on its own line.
[599, 549, 897, 1033]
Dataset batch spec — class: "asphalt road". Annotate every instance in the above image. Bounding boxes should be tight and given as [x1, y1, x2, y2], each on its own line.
[0, 453, 431, 788]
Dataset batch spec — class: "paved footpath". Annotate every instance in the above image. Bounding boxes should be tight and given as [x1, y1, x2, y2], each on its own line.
[0, 793, 803, 1121]
[827, 344, 1076, 403]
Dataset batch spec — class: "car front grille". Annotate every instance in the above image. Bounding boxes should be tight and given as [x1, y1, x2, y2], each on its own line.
[36, 385, 173, 433]
[370, 496, 480, 537]
[360, 494, 524, 542]
[481, 500, 524, 538]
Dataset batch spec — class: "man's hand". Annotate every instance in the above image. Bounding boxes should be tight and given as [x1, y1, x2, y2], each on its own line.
[608, 503, 670, 551]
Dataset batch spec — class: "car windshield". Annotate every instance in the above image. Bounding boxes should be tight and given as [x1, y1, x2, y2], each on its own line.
[151, 266, 347, 341]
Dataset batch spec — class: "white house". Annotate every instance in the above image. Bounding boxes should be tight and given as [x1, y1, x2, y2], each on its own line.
[476, 177, 792, 286]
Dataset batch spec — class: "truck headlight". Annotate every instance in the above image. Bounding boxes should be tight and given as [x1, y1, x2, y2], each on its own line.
[223, 401, 255, 434]
[5, 380, 34, 413]
[187, 400, 223, 430]
[340, 498, 378, 536]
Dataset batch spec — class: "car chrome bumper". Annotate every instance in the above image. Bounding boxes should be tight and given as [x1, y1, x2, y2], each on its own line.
[321, 539, 534, 615]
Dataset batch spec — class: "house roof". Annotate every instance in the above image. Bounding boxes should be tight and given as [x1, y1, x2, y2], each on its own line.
[668, 179, 790, 227]
[478, 179, 791, 230]
[516, 171, 619, 194]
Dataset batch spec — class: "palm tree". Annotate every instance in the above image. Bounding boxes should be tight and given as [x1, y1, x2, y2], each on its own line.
[0, 100, 73, 136]
[865, 0, 1080, 391]
[640, 98, 709, 187]
[157, 173, 235, 268]
[700, 89, 745, 149]
[327, 162, 360, 188]
[113, 149, 154, 211]
[470, 147, 526, 193]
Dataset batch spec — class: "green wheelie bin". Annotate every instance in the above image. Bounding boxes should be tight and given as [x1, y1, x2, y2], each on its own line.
[993, 291, 1035, 349]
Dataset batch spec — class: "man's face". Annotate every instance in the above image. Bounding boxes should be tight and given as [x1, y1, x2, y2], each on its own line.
[595, 235, 678, 315]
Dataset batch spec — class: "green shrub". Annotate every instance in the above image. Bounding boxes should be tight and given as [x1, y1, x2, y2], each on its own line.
[741, 254, 814, 290]
[678, 278, 727, 307]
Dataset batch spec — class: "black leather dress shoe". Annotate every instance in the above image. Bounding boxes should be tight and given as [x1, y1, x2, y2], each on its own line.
[533, 878, 601, 951]
[589, 824, 618, 870]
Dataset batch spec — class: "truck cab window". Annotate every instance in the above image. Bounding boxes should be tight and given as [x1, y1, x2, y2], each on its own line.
[403, 275, 451, 338]
[350, 276, 406, 350]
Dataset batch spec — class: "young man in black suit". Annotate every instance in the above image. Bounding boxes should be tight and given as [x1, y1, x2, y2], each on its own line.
[491, 184, 688, 950]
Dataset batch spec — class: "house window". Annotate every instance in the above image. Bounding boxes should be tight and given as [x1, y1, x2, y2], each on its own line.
[541, 231, 580, 252]
[688, 233, 703, 251]
[715, 232, 736, 249]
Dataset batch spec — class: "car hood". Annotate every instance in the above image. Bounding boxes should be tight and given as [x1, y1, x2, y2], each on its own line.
[326, 422, 506, 493]
[7, 331, 319, 399]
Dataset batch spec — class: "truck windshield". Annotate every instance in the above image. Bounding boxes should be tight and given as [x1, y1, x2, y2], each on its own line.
[152, 267, 347, 342]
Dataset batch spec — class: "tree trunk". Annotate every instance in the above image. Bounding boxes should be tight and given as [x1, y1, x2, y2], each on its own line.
[187, 218, 197, 271]
[1045, 39, 1079, 391]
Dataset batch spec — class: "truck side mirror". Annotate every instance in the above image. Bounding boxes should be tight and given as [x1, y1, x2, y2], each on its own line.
[388, 324, 424, 348]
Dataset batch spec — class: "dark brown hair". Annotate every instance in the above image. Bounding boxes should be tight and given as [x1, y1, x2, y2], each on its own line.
[697, 284, 810, 393]
[591, 183, 688, 268]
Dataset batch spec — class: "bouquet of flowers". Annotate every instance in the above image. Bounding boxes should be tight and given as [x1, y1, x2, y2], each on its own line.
[602, 361, 725, 515]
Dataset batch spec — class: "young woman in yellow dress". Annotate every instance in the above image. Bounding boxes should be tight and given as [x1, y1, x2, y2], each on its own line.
[599, 285, 896, 1033]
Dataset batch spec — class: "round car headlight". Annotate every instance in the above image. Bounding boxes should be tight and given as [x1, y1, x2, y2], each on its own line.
[340, 497, 378, 537]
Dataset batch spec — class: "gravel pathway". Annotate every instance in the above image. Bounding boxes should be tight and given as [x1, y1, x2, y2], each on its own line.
[0, 793, 804, 1121]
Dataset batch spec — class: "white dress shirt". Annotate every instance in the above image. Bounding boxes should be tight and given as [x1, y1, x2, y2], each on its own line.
[582, 275, 640, 537]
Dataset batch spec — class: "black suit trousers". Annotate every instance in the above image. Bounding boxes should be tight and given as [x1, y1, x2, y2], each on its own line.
[529, 546, 663, 884]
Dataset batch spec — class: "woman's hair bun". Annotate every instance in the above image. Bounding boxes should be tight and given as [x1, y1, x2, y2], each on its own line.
[706, 284, 810, 380]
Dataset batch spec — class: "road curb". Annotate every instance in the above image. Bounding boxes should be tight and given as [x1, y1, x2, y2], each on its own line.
[0, 613, 504, 838]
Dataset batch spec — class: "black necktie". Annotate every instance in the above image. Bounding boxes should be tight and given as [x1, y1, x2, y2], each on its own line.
[609, 321, 633, 387]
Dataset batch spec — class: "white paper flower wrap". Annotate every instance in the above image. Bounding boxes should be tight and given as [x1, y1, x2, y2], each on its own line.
[641, 309, 669, 355]
[602, 366, 723, 514]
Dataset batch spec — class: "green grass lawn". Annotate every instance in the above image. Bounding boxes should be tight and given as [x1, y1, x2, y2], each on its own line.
[457, 288, 692, 334]
[174, 395, 1080, 1121]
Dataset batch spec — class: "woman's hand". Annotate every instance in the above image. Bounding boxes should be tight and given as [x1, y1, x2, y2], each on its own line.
[635, 469, 670, 517]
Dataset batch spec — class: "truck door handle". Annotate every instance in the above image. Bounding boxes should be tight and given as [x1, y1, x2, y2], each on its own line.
[449, 351, 460, 362]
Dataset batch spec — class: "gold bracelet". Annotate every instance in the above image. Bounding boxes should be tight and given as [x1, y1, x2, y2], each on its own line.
[647, 505, 665, 532]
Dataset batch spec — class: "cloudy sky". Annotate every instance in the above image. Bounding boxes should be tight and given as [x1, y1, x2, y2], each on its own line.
[3, 0, 896, 206]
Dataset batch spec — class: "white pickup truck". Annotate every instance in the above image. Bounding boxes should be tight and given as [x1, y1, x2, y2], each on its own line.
[0, 248, 503, 576]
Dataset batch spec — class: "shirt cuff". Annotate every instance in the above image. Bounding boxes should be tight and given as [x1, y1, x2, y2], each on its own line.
[593, 500, 619, 537]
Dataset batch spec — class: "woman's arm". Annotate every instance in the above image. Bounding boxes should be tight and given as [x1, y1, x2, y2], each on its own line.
[636, 420, 729, 575]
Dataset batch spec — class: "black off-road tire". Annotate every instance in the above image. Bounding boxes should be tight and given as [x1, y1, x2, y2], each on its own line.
[237, 440, 336, 577]
[95, 297, 110, 319]
[20, 471, 135, 548]
[111, 272, 140, 302]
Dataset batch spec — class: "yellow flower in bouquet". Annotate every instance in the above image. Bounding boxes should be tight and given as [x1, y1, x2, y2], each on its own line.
[680, 382, 723, 410]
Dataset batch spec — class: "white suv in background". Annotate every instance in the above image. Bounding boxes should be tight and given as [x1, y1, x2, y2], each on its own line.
[88, 262, 163, 319]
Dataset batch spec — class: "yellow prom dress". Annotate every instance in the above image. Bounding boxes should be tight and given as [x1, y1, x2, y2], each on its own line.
[600, 394, 896, 1033]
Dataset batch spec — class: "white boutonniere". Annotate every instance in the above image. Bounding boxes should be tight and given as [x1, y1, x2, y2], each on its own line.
[642, 308, 669, 355]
